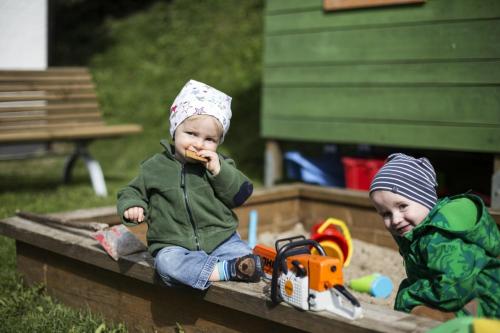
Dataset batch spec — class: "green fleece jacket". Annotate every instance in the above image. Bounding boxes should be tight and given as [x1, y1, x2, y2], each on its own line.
[117, 140, 253, 256]
[394, 193, 500, 317]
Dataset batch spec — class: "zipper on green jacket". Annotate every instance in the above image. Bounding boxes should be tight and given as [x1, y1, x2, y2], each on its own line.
[181, 166, 201, 250]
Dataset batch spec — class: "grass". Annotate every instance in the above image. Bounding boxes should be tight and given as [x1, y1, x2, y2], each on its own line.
[0, 1, 264, 331]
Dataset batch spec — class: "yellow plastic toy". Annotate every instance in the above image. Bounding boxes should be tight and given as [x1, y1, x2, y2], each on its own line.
[310, 218, 353, 267]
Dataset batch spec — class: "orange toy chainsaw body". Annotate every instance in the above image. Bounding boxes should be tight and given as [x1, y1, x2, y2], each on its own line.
[253, 236, 363, 320]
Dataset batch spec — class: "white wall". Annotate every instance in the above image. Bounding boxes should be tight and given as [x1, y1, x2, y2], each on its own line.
[0, 0, 47, 69]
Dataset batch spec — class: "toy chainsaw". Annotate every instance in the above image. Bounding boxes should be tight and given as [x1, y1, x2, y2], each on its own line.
[253, 236, 363, 320]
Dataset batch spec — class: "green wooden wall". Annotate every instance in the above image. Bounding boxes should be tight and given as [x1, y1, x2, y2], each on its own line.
[261, 0, 500, 152]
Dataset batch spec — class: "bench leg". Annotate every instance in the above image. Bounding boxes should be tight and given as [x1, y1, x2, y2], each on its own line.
[63, 150, 79, 183]
[63, 142, 108, 197]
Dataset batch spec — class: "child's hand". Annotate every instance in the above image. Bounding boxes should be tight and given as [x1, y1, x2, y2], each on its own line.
[124, 206, 145, 223]
[198, 150, 220, 176]
[410, 305, 455, 321]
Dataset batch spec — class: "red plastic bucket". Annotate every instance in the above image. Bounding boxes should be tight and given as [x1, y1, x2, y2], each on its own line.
[342, 157, 385, 190]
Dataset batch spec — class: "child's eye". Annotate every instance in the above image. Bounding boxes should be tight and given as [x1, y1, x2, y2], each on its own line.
[381, 212, 391, 219]
[399, 204, 407, 211]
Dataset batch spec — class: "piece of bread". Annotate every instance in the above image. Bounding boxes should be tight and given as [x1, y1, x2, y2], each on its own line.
[185, 150, 208, 162]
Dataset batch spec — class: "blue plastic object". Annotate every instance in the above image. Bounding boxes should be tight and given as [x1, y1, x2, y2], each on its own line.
[284, 150, 344, 187]
[349, 273, 393, 299]
[247, 210, 258, 249]
[370, 275, 393, 299]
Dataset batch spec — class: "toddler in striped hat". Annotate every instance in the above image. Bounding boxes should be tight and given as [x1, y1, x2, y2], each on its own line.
[368, 153, 500, 320]
[369, 153, 437, 236]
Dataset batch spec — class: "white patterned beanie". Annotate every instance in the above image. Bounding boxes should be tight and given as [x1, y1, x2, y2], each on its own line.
[369, 153, 438, 210]
[169, 79, 232, 141]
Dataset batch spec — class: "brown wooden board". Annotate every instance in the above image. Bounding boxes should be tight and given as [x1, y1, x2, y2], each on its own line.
[0, 124, 142, 143]
[17, 242, 307, 333]
[0, 103, 100, 114]
[236, 185, 500, 249]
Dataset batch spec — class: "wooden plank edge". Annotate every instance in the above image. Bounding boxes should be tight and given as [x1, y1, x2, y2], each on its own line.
[0, 124, 143, 143]
[0, 216, 154, 283]
[207, 281, 440, 333]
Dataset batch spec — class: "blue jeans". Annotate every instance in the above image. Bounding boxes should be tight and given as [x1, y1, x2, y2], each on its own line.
[154, 232, 252, 290]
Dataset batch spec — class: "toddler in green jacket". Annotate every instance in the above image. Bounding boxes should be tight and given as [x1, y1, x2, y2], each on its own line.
[369, 153, 500, 320]
[117, 79, 262, 290]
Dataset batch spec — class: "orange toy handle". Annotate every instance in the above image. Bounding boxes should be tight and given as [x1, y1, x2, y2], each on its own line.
[253, 244, 276, 278]
[317, 218, 353, 267]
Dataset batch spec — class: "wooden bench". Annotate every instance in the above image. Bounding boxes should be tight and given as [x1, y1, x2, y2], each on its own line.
[0, 67, 142, 196]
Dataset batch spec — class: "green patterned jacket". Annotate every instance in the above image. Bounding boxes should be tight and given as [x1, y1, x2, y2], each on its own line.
[393, 193, 500, 317]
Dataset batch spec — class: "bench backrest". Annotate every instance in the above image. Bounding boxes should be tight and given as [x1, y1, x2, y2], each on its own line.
[0, 67, 104, 135]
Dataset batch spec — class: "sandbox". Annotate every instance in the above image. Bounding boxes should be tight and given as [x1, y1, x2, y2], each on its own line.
[3, 184, 498, 332]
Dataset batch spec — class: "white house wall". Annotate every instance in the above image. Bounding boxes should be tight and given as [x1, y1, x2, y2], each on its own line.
[0, 0, 47, 69]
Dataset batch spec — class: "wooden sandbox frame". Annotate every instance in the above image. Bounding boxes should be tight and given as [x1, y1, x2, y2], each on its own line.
[2, 184, 499, 332]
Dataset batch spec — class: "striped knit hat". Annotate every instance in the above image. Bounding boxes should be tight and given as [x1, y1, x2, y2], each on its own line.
[369, 153, 438, 210]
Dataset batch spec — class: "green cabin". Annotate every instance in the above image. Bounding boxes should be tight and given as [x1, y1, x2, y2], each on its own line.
[261, 0, 500, 207]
